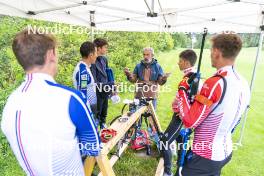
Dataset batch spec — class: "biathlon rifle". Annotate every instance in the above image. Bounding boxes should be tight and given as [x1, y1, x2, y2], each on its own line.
[188, 28, 208, 103]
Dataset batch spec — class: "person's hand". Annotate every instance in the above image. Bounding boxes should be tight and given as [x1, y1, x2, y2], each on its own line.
[124, 67, 131, 76]
[161, 72, 171, 81]
[111, 94, 121, 104]
[172, 97, 179, 113]
[164, 72, 171, 78]
[187, 73, 198, 85]
[114, 82, 121, 86]
[178, 77, 190, 91]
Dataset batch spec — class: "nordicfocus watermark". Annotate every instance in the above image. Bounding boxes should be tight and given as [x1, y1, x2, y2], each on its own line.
[27, 142, 102, 152]
[78, 143, 102, 152]
[92, 82, 172, 94]
[26, 141, 239, 153]
[27, 24, 106, 35]
[159, 141, 240, 151]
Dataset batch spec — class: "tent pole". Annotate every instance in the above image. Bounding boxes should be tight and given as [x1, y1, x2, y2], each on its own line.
[151, 0, 155, 14]
[237, 12, 264, 145]
[90, 27, 94, 41]
[90, 11, 95, 41]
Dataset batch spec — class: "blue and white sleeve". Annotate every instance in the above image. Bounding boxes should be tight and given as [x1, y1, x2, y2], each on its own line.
[68, 95, 101, 156]
[76, 64, 92, 99]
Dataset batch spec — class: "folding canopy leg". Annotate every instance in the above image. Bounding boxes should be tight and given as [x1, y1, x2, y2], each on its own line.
[237, 29, 264, 145]
[237, 13, 264, 145]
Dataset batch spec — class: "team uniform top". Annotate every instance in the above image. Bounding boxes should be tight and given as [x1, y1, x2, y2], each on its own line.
[177, 65, 250, 161]
[73, 61, 97, 106]
[172, 66, 202, 112]
[1, 73, 100, 176]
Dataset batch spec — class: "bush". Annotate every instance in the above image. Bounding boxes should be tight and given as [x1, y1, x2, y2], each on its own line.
[0, 15, 177, 124]
[172, 32, 191, 48]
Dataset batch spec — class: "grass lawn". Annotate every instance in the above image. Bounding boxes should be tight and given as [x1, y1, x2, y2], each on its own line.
[1, 48, 264, 176]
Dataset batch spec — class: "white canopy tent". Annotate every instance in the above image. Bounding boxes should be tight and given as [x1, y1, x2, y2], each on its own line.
[0, 0, 264, 144]
[0, 0, 263, 33]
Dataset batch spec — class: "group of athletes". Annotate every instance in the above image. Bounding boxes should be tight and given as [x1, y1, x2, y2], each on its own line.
[1, 28, 250, 176]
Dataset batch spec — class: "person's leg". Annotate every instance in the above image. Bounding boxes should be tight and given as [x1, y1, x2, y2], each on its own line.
[163, 149, 172, 175]
[163, 114, 183, 144]
[161, 114, 183, 175]
[90, 104, 97, 118]
[152, 99, 157, 110]
[100, 97, 108, 128]
[217, 153, 232, 175]
[175, 152, 228, 176]
[90, 104, 99, 127]
[96, 96, 104, 125]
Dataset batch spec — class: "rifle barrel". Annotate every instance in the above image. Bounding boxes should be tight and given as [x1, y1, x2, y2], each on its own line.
[197, 28, 208, 74]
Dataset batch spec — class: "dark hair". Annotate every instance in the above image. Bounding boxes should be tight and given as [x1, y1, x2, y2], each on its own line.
[12, 29, 57, 71]
[179, 49, 197, 66]
[80, 41, 96, 58]
[93, 38, 108, 48]
[211, 33, 242, 59]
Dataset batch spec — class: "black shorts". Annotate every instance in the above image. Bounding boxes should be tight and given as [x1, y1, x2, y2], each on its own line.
[176, 152, 232, 176]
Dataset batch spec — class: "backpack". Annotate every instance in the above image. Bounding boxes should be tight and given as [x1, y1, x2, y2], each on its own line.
[130, 129, 150, 150]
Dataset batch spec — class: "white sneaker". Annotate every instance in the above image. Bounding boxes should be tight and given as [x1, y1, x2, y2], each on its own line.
[163, 173, 173, 176]
[100, 123, 107, 129]
[163, 172, 173, 176]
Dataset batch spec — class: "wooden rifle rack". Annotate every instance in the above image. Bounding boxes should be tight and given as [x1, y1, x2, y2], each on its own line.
[84, 102, 165, 176]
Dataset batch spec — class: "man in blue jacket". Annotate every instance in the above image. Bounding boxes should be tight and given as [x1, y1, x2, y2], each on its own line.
[124, 47, 170, 109]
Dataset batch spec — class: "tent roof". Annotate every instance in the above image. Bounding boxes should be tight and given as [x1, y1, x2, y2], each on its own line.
[0, 0, 264, 33]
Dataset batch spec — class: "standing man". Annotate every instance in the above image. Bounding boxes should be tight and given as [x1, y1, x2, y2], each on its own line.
[124, 47, 170, 109]
[73, 41, 98, 116]
[162, 49, 198, 176]
[91, 38, 114, 129]
[1, 30, 100, 176]
[175, 33, 250, 176]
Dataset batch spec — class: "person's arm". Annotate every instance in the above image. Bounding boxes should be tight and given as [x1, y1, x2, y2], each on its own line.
[75, 64, 91, 101]
[69, 94, 101, 156]
[127, 74, 138, 83]
[176, 76, 223, 128]
[158, 74, 170, 85]
[124, 66, 138, 83]
[157, 65, 169, 85]
[172, 96, 179, 113]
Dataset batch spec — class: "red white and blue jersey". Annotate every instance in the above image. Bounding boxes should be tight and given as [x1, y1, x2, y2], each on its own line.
[1, 73, 101, 176]
[73, 61, 97, 106]
[177, 65, 250, 161]
[172, 66, 202, 112]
